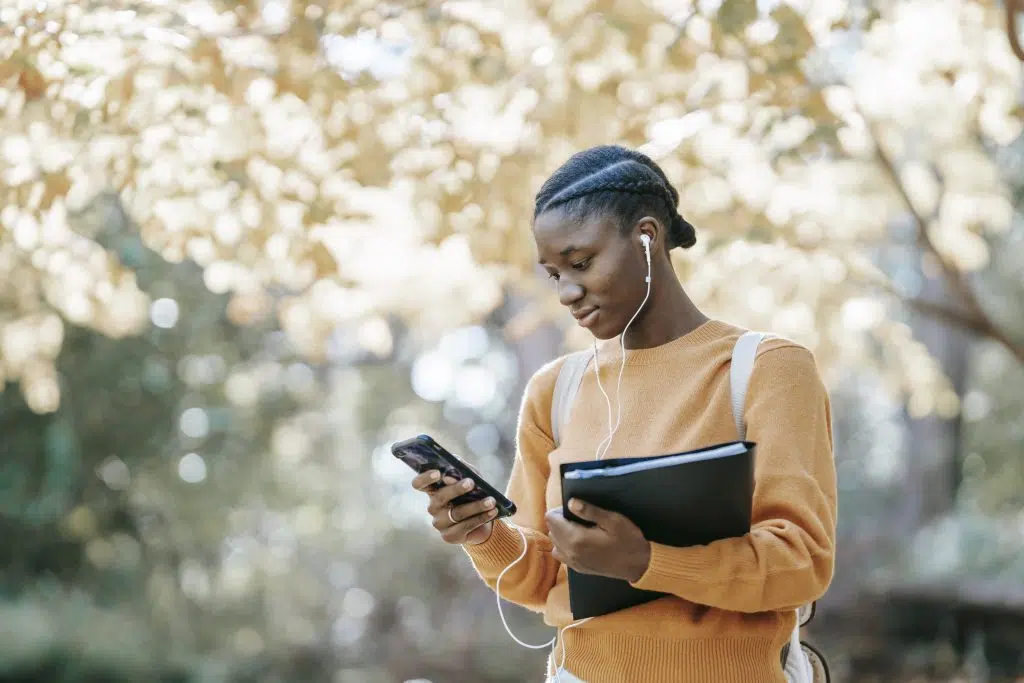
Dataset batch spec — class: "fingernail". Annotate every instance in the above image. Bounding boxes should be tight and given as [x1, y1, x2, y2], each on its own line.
[484, 497, 495, 508]
[488, 508, 498, 517]
[570, 499, 583, 513]
[460, 479, 474, 490]
[429, 471, 440, 481]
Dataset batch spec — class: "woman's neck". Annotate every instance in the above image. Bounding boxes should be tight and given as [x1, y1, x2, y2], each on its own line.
[622, 271, 708, 350]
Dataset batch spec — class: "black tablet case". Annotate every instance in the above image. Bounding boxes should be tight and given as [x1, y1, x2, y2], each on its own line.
[559, 441, 756, 619]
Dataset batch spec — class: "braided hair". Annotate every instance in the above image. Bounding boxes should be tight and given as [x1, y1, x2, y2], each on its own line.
[533, 146, 696, 249]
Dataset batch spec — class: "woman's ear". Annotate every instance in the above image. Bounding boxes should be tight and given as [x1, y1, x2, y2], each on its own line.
[635, 217, 661, 256]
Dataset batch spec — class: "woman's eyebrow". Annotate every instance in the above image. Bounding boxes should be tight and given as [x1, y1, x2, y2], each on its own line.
[538, 245, 579, 265]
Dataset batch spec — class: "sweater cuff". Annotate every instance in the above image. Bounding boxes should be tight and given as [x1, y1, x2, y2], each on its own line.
[629, 541, 709, 594]
[462, 519, 527, 574]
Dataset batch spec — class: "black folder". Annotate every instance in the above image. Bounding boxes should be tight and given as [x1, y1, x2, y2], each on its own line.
[558, 441, 756, 619]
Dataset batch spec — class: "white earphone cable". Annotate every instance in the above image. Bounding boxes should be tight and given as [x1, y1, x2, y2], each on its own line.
[594, 237, 652, 461]
[494, 526, 586, 683]
[496, 236, 654, 682]
[494, 526, 557, 649]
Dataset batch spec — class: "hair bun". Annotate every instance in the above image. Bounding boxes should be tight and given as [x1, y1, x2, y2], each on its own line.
[670, 214, 697, 249]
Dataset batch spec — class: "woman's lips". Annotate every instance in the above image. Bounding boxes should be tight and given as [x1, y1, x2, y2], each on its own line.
[574, 308, 599, 328]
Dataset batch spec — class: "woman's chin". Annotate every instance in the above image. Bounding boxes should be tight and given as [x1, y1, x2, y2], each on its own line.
[575, 310, 623, 340]
[588, 321, 622, 341]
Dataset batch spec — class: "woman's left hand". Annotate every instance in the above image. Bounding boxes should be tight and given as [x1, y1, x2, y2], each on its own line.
[546, 499, 652, 583]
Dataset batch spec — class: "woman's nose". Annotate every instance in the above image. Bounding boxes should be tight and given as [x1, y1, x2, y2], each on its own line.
[557, 279, 584, 307]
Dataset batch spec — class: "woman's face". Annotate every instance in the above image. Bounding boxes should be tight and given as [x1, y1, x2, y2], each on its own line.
[534, 208, 652, 341]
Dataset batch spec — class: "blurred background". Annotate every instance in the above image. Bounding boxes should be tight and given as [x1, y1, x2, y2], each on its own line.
[1, 1, 1023, 681]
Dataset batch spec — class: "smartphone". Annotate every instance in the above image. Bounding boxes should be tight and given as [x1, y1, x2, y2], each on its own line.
[391, 434, 517, 519]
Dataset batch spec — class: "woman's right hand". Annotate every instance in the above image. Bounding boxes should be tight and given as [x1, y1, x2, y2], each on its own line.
[412, 471, 498, 546]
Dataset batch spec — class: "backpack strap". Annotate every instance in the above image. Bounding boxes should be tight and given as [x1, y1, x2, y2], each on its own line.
[550, 351, 591, 447]
[732, 331, 826, 682]
[555, 331, 766, 444]
[730, 331, 766, 440]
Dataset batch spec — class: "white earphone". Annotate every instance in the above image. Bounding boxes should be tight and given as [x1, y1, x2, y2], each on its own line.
[593, 233, 652, 459]
[496, 232, 657, 681]
[640, 233, 651, 255]
[640, 234, 652, 283]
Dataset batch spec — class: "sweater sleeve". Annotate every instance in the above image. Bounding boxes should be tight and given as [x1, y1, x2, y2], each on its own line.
[462, 362, 563, 612]
[629, 344, 837, 613]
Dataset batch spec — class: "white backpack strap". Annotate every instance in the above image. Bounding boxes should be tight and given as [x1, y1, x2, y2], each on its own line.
[783, 626, 814, 683]
[730, 331, 766, 441]
[732, 332, 821, 682]
[550, 351, 591, 446]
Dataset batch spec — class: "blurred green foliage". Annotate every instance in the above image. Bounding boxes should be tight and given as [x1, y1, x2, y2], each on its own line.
[1, 1, 1023, 682]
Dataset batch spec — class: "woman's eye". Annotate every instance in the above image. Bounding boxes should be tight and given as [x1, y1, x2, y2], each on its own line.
[571, 257, 592, 271]
[548, 272, 560, 281]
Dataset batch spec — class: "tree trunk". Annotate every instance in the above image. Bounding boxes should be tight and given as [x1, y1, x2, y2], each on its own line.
[896, 263, 971, 534]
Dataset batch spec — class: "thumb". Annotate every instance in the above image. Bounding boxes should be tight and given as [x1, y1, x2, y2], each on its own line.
[567, 498, 615, 527]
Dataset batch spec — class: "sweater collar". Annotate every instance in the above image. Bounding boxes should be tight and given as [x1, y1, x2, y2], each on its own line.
[592, 319, 734, 366]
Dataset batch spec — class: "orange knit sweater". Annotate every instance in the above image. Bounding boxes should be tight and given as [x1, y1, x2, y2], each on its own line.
[463, 320, 837, 683]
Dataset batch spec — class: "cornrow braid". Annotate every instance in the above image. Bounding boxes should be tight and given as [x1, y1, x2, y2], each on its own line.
[534, 146, 696, 250]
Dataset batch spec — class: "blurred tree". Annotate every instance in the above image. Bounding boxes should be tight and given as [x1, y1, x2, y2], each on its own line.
[0, 192, 550, 681]
[1, 0, 1022, 416]
[1005, 0, 1024, 62]
[1, 1, 1023, 681]
[0, 194, 334, 680]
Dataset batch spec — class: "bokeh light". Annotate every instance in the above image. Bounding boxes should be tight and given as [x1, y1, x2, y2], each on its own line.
[1, 1, 1022, 681]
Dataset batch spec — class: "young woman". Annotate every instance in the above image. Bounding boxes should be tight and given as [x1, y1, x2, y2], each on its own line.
[410, 145, 837, 683]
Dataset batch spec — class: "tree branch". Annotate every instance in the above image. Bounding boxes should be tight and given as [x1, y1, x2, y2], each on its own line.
[870, 129, 983, 318]
[868, 277, 995, 337]
[866, 123, 1024, 365]
[1007, 0, 1024, 62]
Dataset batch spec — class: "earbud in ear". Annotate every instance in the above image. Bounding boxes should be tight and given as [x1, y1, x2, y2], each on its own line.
[640, 235, 652, 283]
